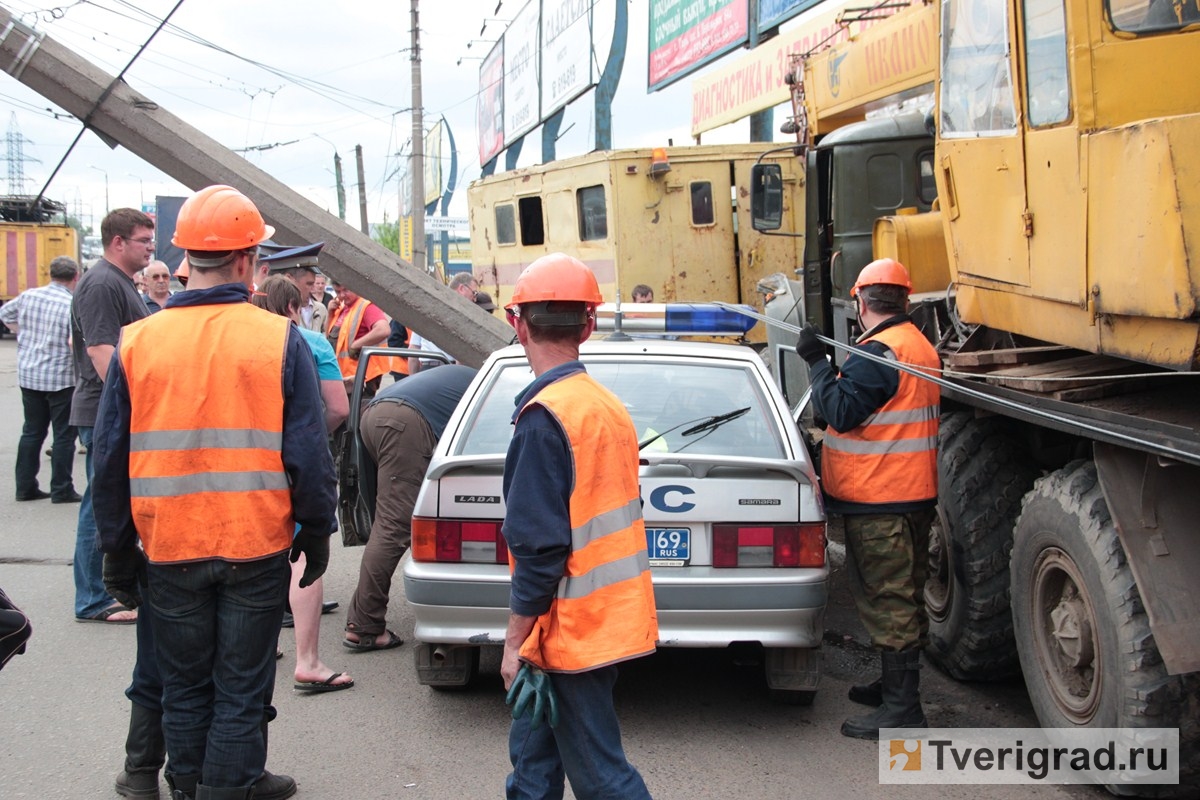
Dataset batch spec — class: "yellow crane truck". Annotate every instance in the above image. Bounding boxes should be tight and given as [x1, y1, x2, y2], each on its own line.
[752, 0, 1199, 792]
[0, 196, 79, 336]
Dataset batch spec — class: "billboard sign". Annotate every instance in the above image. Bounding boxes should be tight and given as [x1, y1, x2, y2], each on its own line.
[541, 0, 592, 115]
[648, 0, 749, 92]
[757, 0, 816, 33]
[503, 0, 541, 145]
[477, 42, 505, 165]
[424, 119, 443, 207]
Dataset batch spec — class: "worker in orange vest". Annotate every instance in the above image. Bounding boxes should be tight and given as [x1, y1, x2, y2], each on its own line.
[795, 257, 941, 740]
[501, 253, 657, 799]
[93, 185, 337, 799]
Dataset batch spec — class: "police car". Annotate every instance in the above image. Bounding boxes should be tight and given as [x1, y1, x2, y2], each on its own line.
[384, 303, 828, 703]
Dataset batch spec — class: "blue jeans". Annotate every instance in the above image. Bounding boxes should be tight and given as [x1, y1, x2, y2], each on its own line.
[16, 386, 75, 499]
[507, 665, 652, 800]
[73, 426, 114, 618]
[146, 554, 288, 790]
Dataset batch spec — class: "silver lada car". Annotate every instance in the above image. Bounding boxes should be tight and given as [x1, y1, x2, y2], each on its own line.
[392, 320, 827, 704]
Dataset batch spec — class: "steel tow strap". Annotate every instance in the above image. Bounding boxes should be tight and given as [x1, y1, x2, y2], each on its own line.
[712, 302, 1200, 467]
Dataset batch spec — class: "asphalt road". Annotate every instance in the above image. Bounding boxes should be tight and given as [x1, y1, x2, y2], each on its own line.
[0, 336, 1107, 799]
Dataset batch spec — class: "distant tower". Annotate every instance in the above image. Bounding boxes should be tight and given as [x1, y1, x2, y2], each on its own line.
[4, 113, 39, 195]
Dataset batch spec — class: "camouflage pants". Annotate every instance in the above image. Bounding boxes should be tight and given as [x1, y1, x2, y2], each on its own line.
[837, 509, 935, 652]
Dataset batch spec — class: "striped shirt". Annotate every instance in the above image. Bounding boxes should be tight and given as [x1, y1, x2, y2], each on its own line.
[0, 282, 77, 391]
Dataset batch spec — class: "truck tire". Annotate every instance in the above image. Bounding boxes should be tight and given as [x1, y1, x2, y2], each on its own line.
[925, 411, 1039, 680]
[1011, 460, 1199, 797]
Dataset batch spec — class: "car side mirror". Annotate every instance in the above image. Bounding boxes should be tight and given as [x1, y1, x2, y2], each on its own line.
[750, 163, 784, 231]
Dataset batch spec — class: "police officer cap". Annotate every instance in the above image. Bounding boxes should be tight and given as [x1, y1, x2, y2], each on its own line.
[258, 241, 290, 259]
[261, 241, 324, 275]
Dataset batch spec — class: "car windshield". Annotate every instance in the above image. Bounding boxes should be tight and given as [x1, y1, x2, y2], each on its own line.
[455, 358, 787, 459]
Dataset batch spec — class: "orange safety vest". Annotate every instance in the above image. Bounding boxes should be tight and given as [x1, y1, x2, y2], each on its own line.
[515, 372, 659, 673]
[822, 321, 941, 507]
[119, 302, 295, 563]
[327, 296, 397, 382]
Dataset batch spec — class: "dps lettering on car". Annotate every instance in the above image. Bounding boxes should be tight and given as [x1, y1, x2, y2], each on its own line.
[649, 484, 695, 513]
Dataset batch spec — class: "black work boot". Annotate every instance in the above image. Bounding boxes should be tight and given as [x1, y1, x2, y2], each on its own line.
[165, 772, 198, 800]
[848, 675, 882, 707]
[841, 648, 928, 740]
[254, 715, 297, 800]
[115, 702, 166, 798]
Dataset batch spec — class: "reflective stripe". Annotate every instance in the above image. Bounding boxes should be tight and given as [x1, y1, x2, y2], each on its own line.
[570, 497, 643, 551]
[824, 434, 938, 455]
[865, 405, 940, 426]
[131, 471, 290, 497]
[558, 550, 650, 601]
[130, 428, 283, 452]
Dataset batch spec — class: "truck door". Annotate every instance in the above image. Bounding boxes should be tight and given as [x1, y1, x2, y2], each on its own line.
[1019, 0, 1086, 305]
[937, 0, 1030, 288]
[664, 162, 739, 302]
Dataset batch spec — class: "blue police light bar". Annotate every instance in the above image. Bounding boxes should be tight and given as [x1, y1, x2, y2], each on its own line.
[594, 303, 757, 336]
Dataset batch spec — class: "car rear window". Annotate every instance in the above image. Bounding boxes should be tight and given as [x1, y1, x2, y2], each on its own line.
[455, 358, 787, 459]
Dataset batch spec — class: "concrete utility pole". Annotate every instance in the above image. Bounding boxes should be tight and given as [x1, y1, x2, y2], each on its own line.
[0, 6, 507, 365]
[334, 150, 346, 221]
[410, 0, 426, 273]
[355, 144, 368, 236]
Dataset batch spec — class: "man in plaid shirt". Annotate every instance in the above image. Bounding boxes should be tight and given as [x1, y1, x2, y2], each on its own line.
[0, 256, 82, 502]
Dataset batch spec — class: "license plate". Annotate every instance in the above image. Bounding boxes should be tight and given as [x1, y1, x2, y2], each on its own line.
[646, 527, 690, 565]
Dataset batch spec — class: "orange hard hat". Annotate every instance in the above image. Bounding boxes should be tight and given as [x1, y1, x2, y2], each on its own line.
[175, 257, 189, 286]
[171, 185, 275, 252]
[506, 253, 603, 310]
[851, 258, 913, 297]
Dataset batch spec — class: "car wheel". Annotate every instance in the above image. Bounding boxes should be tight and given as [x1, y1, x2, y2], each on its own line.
[1011, 460, 1200, 797]
[926, 411, 1038, 680]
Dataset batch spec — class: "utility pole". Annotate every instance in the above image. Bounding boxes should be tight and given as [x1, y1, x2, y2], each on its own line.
[410, 0, 426, 273]
[334, 150, 346, 221]
[355, 144, 369, 236]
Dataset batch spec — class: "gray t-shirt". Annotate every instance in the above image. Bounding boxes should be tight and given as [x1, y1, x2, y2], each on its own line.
[69, 258, 149, 427]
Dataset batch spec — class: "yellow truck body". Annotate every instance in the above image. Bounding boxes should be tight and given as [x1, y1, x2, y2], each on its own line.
[468, 144, 806, 335]
[1, 222, 78, 301]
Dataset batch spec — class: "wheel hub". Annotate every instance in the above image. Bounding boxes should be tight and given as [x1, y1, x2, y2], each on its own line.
[1048, 588, 1094, 668]
[1031, 547, 1101, 723]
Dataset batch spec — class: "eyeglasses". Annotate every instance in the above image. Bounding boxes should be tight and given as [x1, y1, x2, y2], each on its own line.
[148, 274, 170, 281]
[124, 236, 155, 247]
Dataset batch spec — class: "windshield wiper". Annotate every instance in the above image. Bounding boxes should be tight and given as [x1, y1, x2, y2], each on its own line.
[681, 407, 750, 436]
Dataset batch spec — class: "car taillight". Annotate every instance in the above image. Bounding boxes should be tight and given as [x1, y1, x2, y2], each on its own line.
[712, 524, 825, 568]
[412, 517, 508, 564]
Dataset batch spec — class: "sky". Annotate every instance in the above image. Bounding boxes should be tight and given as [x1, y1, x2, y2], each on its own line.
[0, 0, 770, 232]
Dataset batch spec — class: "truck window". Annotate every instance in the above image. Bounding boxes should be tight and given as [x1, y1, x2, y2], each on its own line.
[1110, 0, 1200, 31]
[496, 204, 516, 245]
[918, 151, 938, 206]
[518, 196, 545, 245]
[690, 181, 715, 226]
[867, 154, 904, 210]
[1024, 0, 1070, 126]
[940, 0, 1018, 137]
[577, 185, 608, 241]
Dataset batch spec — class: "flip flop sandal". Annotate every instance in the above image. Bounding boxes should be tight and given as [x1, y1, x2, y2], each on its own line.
[342, 630, 404, 652]
[294, 672, 354, 693]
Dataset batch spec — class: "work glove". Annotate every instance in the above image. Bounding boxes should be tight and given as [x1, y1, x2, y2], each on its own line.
[103, 548, 147, 610]
[505, 663, 560, 729]
[795, 323, 827, 365]
[290, 528, 330, 588]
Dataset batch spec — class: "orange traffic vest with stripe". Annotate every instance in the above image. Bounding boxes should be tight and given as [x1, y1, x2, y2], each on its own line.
[822, 322, 940, 507]
[515, 372, 659, 673]
[119, 302, 294, 563]
[327, 296, 397, 382]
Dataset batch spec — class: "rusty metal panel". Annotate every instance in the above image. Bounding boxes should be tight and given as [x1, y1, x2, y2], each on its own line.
[1095, 442, 1200, 675]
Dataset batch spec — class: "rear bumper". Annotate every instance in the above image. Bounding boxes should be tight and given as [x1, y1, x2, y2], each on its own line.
[403, 557, 828, 649]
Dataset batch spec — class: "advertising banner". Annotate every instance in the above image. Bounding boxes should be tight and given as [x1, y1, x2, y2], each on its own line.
[503, 0, 541, 145]
[424, 119, 443, 207]
[648, 0, 749, 92]
[690, 0, 902, 135]
[477, 41, 505, 165]
[757, 0, 816, 33]
[541, 0, 592, 115]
